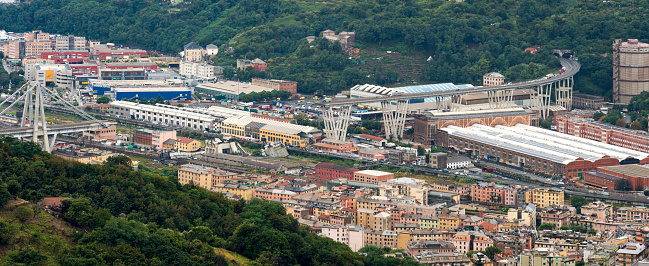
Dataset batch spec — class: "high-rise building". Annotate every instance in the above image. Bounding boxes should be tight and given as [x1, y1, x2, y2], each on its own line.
[613, 39, 649, 104]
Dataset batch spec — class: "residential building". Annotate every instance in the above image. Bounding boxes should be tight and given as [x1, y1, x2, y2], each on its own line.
[483, 72, 505, 86]
[617, 206, 649, 221]
[438, 215, 461, 230]
[322, 30, 356, 50]
[617, 243, 647, 266]
[525, 188, 564, 208]
[174, 137, 202, 152]
[377, 177, 431, 205]
[415, 252, 471, 266]
[520, 248, 576, 266]
[254, 188, 297, 201]
[447, 157, 472, 169]
[320, 225, 365, 252]
[364, 230, 397, 249]
[249, 58, 267, 71]
[177, 164, 238, 189]
[183, 42, 205, 62]
[180, 61, 216, 79]
[581, 201, 613, 221]
[405, 239, 455, 256]
[538, 205, 576, 227]
[314, 163, 358, 181]
[429, 152, 448, 169]
[212, 183, 255, 200]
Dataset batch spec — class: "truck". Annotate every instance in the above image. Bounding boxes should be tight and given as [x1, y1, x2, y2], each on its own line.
[272, 101, 284, 106]
[482, 167, 493, 173]
[323, 98, 332, 102]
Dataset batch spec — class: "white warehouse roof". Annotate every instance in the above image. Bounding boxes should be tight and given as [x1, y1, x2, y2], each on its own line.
[441, 124, 649, 164]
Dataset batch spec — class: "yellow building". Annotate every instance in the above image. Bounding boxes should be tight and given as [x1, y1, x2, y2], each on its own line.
[525, 188, 565, 208]
[53, 148, 117, 164]
[356, 208, 377, 228]
[177, 164, 238, 189]
[212, 183, 255, 200]
[220, 116, 319, 148]
[438, 215, 462, 230]
[420, 216, 439, 229]
[174, 137, 202, 152]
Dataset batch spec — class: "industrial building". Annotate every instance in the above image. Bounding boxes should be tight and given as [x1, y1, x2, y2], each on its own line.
[584, 164, 649, 191]
[437, 124, 649, 178]
[109, 86, 191, 101]
[195, 81, 273, 101]
[133, 129, 176, 150]
[96, 49, 147, 60]
[99, 67, 146, 80]
[220, 115, 321, 147]
[613, 39, 649, 104]
[251, 78, 297, 95]
[39, 50, 89, 64]
[88, 79, 190, 100]
[555, 113, 649, 153]
[109, 101, 216, 130]
[413, 107, 538, 145]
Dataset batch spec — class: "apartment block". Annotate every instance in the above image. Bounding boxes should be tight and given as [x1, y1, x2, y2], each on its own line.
[525, 188, 564, 208]
[177, 164, 238, 189]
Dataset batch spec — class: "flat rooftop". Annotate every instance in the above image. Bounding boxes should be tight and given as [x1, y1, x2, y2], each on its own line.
[599, 164, 649, 177]
[441, 124, 649, 164]
[196, 81, 272, 95]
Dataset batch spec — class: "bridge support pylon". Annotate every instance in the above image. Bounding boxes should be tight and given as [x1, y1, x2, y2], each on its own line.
[532, 83, 553, 120]
[555, 77, 573, 111]
[381, 100, 408, 141]
[488, 90, 515, 109]
[323, 105, 352, 141]
[21, 84, 54, 152]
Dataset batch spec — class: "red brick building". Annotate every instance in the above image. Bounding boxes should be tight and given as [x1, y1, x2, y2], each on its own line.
[97, 49, 147, 60]
[312, 139, 354, 154]
[105, 62, 158, 70]
[251, 78, 298, 96]
[584, 164, 649, 191]
[40, 50, 89, 64]
[413, 108, 538, 146]
[555, 113, 649, 153]
[314, 163, 358, 180]
[69, 64, 99, 75]
[250, 58, 267, 71]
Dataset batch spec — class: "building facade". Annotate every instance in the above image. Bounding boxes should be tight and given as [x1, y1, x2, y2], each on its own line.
[314, 163, 358, 181]
[613, 39, 649, 104]
[251, 78, 298, 95]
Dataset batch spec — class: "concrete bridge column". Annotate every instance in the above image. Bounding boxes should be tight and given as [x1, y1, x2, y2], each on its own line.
[323, 105, 351, 141]
[555, 77, 573, 111]
[381, 100, 408, 141]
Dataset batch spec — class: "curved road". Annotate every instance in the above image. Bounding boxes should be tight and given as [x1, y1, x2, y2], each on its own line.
[323, 57, 580, 106]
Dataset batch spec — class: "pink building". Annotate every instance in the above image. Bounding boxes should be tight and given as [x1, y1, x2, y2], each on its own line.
[254, 188, 296, 201]
[358, 148, 388, 161]
[581, 201, 614, 221]
[320, 225, 365, 252]
[555, 113, 649, 153]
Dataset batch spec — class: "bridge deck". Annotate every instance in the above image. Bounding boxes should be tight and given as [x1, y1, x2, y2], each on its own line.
[323, 58, 579, 106]
[0, 121, 116, 137]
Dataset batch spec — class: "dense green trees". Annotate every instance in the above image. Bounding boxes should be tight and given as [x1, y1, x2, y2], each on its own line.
[0, 136, 380, 265]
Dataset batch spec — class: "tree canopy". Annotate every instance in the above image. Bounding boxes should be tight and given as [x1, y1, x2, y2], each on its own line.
[0, 136, 385, 265]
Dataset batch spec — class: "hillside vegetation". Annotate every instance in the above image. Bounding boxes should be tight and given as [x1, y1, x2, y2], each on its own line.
[0, 0, 642, 96]
[0, 137, 419, 265]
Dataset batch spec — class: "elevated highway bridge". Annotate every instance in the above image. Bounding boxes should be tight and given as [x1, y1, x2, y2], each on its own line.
[320, 54, 580, 142]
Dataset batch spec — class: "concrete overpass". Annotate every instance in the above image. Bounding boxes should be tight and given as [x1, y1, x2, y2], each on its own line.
[0, 121, 117, 152]
[319, 56, 580, 141]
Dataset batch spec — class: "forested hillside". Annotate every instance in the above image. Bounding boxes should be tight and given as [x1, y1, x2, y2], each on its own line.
[0, 0, 644, 96]
[0, 137, 420, 265]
